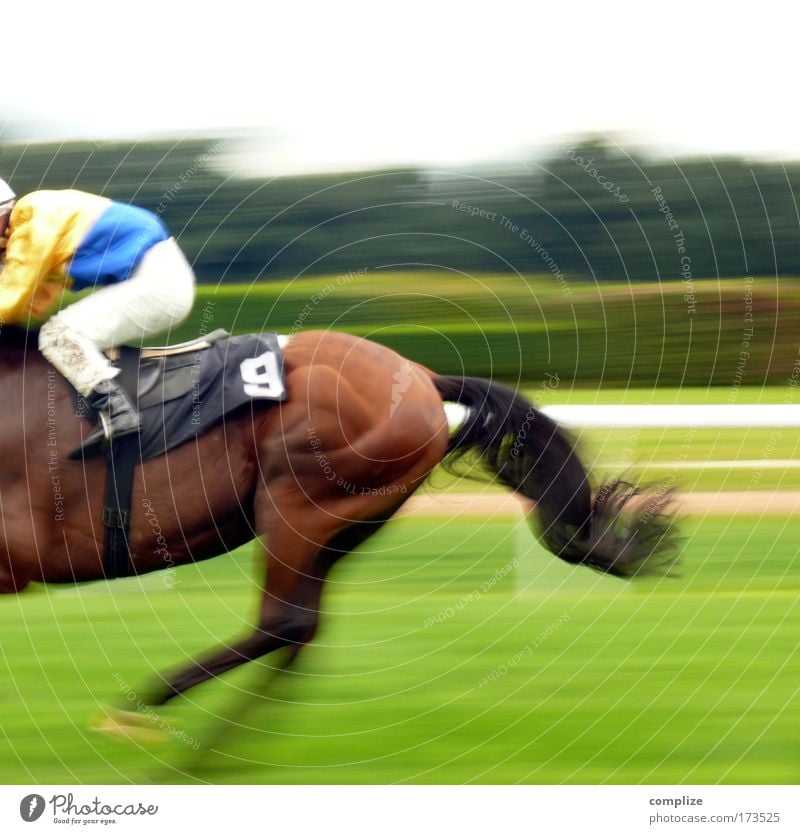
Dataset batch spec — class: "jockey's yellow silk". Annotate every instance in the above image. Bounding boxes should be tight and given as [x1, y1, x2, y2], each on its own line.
[0, 190, 110, 323]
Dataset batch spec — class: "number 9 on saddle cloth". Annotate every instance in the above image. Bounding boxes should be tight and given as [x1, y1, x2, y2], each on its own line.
[75, 330, 287, 461]
[71, 330, 287, 579]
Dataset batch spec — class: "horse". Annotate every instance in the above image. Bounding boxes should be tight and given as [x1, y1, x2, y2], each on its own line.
[0, 325, 676, 722]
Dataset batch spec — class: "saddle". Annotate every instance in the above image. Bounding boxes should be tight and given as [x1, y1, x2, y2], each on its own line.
[109, 328, 231, 412]
[76, 330, 288, 581]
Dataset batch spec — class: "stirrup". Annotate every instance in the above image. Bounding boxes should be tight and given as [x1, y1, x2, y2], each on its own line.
[69, 414, 140, 460]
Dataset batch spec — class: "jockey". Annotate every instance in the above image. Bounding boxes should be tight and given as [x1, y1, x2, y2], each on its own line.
[0, 179, 195, 451]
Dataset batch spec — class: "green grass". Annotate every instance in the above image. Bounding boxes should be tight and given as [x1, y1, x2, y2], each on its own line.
[0, 513, 797, 784]
[532, 385, 800, 406]
[9, 279, 798, 782]
[151, 274, 800, 385]
[67, 273, 800, 385]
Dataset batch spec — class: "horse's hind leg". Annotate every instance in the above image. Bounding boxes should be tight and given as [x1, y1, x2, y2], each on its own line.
[145, 484, 403, 707]
[159, 500, 407, 774]
[141, 350, 448, 709]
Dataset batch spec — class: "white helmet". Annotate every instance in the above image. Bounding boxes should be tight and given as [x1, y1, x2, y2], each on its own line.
[0, 178, 16, 206]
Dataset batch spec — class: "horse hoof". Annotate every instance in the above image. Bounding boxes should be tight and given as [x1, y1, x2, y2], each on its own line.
[89, 707, 174, 746]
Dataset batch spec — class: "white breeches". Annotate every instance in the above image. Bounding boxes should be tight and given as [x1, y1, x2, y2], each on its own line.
[39, 237, 196, 396]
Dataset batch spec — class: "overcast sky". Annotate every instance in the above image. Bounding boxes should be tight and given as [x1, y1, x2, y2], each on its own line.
[2, 1, 797, 174]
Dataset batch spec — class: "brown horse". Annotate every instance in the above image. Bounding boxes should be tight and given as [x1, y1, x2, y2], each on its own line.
[0, 326, 675, 713]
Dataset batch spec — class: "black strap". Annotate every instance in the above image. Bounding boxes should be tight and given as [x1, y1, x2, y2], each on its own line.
[102, 348, 141, 579]
[102, 435, 139, 578]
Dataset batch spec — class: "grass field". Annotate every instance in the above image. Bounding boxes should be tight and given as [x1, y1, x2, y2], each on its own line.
[157, 274, 800, 386]
[5, 278, 800, 784]
[0, 509, 797, 785]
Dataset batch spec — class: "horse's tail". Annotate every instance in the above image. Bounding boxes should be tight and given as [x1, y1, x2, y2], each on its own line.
[432, 375, 678, 578]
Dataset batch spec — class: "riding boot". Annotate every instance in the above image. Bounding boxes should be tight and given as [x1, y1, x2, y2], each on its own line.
[70, 379, 141, 458]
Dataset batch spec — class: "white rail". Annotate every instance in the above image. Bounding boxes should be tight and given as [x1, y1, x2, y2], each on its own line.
[443, 403, 800, 431]
[543, 404, 800, 429]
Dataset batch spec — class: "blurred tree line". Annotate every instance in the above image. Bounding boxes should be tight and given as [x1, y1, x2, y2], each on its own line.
[1, 137, 797, 283]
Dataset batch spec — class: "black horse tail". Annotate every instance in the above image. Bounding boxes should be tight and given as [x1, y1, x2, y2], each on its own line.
[432, 375, 678, 578]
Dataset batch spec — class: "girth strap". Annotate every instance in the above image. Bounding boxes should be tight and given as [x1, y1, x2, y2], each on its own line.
[102, 347, 141, 579]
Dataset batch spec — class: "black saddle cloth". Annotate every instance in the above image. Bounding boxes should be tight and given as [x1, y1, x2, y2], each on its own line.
[91, 333, 287, 461]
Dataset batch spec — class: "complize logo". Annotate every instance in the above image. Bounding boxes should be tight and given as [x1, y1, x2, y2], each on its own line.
[19, 794, 46, 822]
[18, 792, 159, 823]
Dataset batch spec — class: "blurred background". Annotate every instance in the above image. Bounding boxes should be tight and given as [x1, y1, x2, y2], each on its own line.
[0, 0, 797, 785]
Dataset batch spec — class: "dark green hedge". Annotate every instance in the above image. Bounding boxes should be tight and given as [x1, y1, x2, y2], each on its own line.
[3, 137, 800, 284]
[166, 275, 800, 386]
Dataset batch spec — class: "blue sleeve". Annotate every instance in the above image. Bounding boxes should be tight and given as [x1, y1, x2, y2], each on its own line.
[68, 202, 170, 290]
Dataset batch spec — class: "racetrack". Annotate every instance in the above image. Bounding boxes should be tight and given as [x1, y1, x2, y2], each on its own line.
[0, 503, 796, 785]
[1, 387, 797, 785]
[0, 238, 793, 797]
